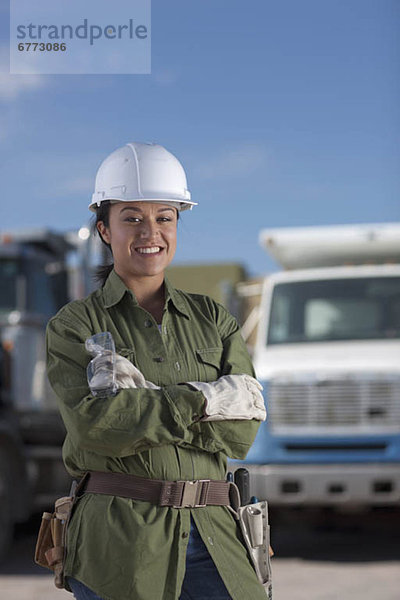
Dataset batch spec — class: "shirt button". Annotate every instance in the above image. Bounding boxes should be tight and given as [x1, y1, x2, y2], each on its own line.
[181, 532, 189, 539]
[175, 362, 181, 371]
[144, 319, 152, 328]
[207, 536, 214, 546]
[154, 357, 165, 363]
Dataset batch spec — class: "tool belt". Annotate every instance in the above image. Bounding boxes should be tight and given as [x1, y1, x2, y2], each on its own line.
[34, 493, 76, 589]
[82, 471, 235, 508]
[238, 501, 273, 599]
[34, 471, 239, 590]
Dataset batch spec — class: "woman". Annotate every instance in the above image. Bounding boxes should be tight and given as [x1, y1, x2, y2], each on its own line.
[46, 142, 267, 600]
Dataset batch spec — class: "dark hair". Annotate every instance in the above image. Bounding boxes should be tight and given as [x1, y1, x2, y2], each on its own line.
[92, 201, 114, 286]
[92, 201, 180, 287]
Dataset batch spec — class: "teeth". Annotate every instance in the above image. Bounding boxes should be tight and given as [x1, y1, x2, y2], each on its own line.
[136, 247, 161, 254]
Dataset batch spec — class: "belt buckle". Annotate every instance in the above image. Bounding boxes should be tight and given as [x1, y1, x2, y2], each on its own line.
[174, 479, 210, 508]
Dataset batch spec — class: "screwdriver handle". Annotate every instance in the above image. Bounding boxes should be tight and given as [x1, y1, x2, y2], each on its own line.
[234, 468, 250, 506]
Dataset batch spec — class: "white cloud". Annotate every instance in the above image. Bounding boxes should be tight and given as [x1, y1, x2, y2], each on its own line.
[25, 152, 100, 199]
[0, 151, 100, 209]
[0, 45, 48, 101]
[0, 71, 47, 100]
[193, 142, 271, 180]
[0, 101, 30, 141]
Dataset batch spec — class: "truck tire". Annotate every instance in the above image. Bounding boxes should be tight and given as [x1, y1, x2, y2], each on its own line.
[0, 449, 14, 563]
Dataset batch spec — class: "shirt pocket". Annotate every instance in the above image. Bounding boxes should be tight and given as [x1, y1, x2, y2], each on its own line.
[116, 347, 137, 365]
[116, 347, 154, 382]
[194, 347, 223, 382]
[117, 347, 135, 359]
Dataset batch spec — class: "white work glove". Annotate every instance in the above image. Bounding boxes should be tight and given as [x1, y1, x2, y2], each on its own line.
[114, 354, 160, 389]
[187, 374, 266, 422]
[88, 353, 159, 392]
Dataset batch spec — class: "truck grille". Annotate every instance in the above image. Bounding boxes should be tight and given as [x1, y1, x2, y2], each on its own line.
[268, 376, 400, 431]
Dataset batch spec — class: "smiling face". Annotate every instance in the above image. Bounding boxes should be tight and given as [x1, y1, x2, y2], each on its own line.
[96, 201, 178, 282]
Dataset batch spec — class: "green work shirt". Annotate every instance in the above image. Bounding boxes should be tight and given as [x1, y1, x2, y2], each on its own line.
[46, 268, 266, 600]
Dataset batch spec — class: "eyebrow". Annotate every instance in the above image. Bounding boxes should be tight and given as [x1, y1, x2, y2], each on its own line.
[119, 206, 175, 214]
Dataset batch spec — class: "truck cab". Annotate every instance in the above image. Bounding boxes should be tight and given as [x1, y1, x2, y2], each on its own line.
[234, 223, 400, 508]
[0, 229, 92, 559]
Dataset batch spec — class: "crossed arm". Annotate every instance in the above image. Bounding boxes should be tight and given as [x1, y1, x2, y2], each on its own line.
[46, 307, 263, 461]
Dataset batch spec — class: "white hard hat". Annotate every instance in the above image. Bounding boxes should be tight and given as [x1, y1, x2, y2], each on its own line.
[89, 142, 196, 212]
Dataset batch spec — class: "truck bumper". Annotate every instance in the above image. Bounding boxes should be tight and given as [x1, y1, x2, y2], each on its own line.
[230, 463, 400, 506]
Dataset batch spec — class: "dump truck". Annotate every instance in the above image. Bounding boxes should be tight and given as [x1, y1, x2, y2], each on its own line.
[0, 227, 94, 559]
[232, 223, 400, 509]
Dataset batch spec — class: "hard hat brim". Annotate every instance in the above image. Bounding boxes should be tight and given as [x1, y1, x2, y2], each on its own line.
[88, 197, 197, 213]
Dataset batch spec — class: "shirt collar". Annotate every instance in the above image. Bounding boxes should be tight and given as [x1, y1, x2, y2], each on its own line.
[103, 268, 190, 319]
[103, 268, 136, 308]
[164, 276, 191, 319]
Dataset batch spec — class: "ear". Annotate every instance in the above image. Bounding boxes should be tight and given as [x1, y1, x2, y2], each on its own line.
[97, 221, 111, 244]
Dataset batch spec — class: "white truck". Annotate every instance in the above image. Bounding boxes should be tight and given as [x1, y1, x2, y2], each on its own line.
[0, 227, 97, 560]
[233, 223, 400, 508]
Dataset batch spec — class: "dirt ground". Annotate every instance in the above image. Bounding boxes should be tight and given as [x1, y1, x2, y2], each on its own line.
[1, 507, 399, 600]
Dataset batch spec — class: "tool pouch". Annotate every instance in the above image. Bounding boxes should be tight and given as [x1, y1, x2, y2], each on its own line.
[34, 494, 75, 589]
[237, 501, 273, 599]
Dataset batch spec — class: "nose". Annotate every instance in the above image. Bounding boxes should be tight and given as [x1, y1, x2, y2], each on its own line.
[138, 217, 159, 240]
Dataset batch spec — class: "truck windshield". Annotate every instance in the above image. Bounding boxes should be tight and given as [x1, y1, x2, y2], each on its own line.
[267, 277, 400, 344]
[0, 259, 18, 312]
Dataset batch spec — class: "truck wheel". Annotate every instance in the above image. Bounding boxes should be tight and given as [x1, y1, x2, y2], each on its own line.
[0, 450, 14, 563]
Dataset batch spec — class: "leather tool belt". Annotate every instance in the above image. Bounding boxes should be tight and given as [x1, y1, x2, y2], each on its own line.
[34, 489, 77, 589]
[82, 471, 235, 509]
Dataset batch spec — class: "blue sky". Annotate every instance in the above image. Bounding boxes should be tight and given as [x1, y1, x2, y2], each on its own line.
[0, 0, 399, 276]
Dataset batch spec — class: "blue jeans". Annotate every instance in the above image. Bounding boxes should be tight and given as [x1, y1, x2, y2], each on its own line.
[68, 518, 232, 600]
[68, 578, 103, 600]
